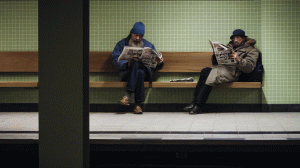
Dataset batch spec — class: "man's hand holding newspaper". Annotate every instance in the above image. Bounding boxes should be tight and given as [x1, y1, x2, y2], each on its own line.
[228, 49, 240, 63]
[156, 56, 164, 65]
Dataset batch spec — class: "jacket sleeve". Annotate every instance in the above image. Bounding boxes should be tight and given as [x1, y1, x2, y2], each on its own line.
[237, 48, 259, 74]
[111, 41, 128, 71]
[156, 61, 164, 70]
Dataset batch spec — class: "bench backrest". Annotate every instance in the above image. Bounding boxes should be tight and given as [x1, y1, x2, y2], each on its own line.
[0, 51, 213, 73]
[0, 52, 38, 72]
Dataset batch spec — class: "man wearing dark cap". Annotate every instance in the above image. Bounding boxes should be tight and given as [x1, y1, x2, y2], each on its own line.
[184, 29, 262, 114]
[112, 22, 164, 114]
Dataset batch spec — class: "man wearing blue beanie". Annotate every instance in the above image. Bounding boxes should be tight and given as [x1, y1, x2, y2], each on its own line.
[111, 22, 164, 114]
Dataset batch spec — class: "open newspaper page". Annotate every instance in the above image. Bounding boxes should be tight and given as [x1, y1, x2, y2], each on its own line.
[209, 40, 236, 65]
[118, 46, 162, 68]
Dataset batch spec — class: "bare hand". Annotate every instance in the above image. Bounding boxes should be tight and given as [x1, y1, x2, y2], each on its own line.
[229, 49, 240, 62]
[156, 56, 164, 65]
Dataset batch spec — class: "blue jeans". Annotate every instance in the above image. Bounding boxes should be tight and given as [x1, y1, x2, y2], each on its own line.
[121, 61, 149, 103]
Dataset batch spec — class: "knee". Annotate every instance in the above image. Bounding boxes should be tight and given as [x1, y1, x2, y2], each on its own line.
[200, 67, 212, 80]
[131, 61, 139, 66]
[137, 69, 145, 78]
[129, 61, 139, 69]
[200, 67, 212, 75]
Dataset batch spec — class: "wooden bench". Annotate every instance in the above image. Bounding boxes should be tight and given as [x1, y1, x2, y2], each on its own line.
[0, 51, 261, 88]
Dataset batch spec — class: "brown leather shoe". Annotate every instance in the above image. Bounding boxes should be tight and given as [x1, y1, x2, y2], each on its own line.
[133, 105, 143, 114]
[119, 96, 130, 106]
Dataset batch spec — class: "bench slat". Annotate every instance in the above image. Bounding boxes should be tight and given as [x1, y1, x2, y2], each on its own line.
[0, 51, 262, 89]
[214, 82, 262, 88]
[89, 52, 117, 72]
[0, 51, 214, 73]
[89, 81, 150, 88]
[152, 82, 261, 88]
[0, 81, 150, 88]
[0, 52, 38, 72]
[0, 82, 38, 87]
[159, 52, 213, 72]
[152, 82, 197, 88]
[0, 81, 261, 88]
[90, 51, 214, 72]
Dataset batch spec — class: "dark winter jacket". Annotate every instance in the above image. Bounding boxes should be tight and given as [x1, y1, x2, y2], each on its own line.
[111, 37, 164, 82]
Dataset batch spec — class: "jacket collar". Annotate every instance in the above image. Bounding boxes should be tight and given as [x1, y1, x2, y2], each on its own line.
[229, 38, 256, 50]
[125, 37, 130, 46]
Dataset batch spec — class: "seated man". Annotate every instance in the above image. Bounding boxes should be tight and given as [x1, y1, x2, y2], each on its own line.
[184, 29, 261, 114]
[112, 22, 164, 114]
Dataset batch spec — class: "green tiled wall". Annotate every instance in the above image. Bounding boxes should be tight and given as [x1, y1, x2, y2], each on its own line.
[90, 0, 261, 52]
[261, 0, 300, 104]
[0, 1, 38, 51]
[0, 0, 299, 105]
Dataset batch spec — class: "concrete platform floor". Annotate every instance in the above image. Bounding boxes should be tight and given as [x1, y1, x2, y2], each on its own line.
[1, 112, 300, 141]
[1, 112, 300, 168]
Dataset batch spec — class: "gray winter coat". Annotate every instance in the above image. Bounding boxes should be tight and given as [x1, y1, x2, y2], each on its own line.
[205, 38, 260, 86]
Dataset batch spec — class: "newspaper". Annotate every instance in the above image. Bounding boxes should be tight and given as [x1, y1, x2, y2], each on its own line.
[118, 46, 162, 68]
[209, 40, 236, 65]
[170, 77, 194, 82]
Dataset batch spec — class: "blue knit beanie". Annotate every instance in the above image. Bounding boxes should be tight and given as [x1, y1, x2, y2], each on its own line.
[230, 29, 247, 39]
[130, 22, 145, 36]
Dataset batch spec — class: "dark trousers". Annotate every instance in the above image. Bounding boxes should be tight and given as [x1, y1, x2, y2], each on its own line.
[193, 67, 212, 106]
[121, 61, 148, 103]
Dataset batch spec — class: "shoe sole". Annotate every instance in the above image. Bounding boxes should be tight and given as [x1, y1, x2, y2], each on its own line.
[183, 108, 193, 112]
[118, 100, 130, 106]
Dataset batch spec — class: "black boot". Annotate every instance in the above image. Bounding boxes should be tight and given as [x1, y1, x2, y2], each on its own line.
[191, 84, 212, 114]
[189, 104, 201, 115]
[187, 68, 212, 114]
[183, 103, 194, 111]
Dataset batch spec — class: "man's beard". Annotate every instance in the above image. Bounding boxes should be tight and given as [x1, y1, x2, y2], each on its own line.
[233, 43, 240, 48]
[233, 40, 245, 48]
[129, 39, 143, 48]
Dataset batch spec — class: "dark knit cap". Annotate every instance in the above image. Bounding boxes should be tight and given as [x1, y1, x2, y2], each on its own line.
[130, 22, 145, 36]
[230, 29, 248, 39]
